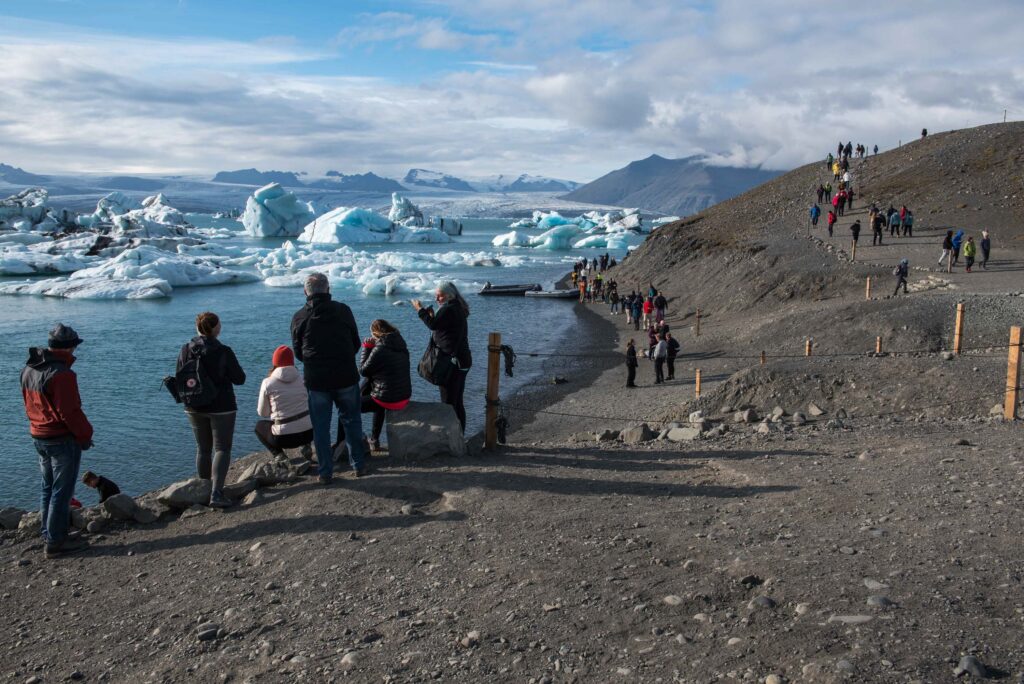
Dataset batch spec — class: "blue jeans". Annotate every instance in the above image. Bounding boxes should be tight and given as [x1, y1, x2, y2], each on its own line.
[34, 437, 82, 547]
[308, 385, 364, 478]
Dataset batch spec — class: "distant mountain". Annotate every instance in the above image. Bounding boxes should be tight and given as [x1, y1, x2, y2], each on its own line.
[403, 169, 476, 192]
[470, 173, 581, 193]
[562, 154, 784, 216]
[308, 171, 404, 193]
[212, 169, 303, 186]
[97, 176, 165, 191]
[0, 163, 50, 185]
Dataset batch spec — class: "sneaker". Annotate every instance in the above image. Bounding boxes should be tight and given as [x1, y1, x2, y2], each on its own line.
[345, 468, 369, 479]
[208, 492, 232, 508]
[369, 439, 381, 453]
[45, 535, 88, 559]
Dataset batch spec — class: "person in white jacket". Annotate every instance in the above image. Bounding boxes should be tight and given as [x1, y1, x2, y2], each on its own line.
[255, 345, 314, 458]
[652, 333, 668, 384]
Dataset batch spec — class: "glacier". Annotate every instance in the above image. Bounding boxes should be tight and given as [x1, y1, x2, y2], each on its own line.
[242, 183, 318, 238]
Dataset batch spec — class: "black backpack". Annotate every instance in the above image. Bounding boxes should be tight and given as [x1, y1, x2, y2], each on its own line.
[173, 350, 220, 408]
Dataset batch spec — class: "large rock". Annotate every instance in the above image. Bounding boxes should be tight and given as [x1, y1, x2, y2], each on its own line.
[733, 409, 758, 424]
[18, 511, 41, 535]
[0, 507, 25, 530]
[386, 401, 467, 459]
[100, 493, 158, 523]
[223, 478, 259, 500]
[666, 427, 701, 442]
[157, 478, 212, 509]
[620, 423, 657, 444]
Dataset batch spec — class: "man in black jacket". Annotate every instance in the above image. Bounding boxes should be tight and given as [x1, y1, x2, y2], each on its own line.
[291, 273, 366, 483]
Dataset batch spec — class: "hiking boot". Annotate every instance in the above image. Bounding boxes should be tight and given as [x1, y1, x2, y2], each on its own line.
[318, 475, 333, 486]
[345, 467, 369, 479]
[45, 535, 88, 559]
[208, 492, 232, 508]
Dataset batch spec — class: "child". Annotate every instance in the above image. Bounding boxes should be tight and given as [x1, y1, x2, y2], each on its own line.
[82, 471, 121, 504]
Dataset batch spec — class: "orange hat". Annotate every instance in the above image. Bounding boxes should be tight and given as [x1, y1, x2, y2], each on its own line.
[272, 345, 294, 368]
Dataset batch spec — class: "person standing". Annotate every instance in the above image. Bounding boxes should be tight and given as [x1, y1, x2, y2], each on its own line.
[654, 290, 668, 324]
[21, 324, 92, 558]
[631, 296, 642, 331]
[903, 210, 914, 237]
[872, 212, 884, 246]
[177, 312, 246, 506]
[850, 220, 861, 249]
[873, 144, 878, 155]
[254, 345, 314, 459]
[413, 280, 472, 433]
[980, 230, 991, 269]
[888, 209, 900, 237]
[963, 236, 977, 272]
[824, 182, 832, 203]
[665, 332, 680, 381]
[652, 333, 668, 384]
[809, 203, 821, 227]
[951, 230, 964, 265]
[642, 296, 654, 330]
[816, 184, 825, 204]
[893, 258, 910, 295]
[291, 273, 365, 484]
[625, 339, 638, 388]
[826, 209, 837, 237]
[939, 231, 954, 269]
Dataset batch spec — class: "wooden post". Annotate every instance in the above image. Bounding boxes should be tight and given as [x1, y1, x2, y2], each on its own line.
[805, 338, 812, 357]
[760, 351, 766, 366]
[1005, 326, 1022, 420]
[695, 309, 701, 337]
[695, 368, 701, 398]
[865, 276, 871, 300]
[851, 241, 857, 262]
[875, 336, 882, 354]
[953, 303, 965, 354]
[485, 332, 501, 450]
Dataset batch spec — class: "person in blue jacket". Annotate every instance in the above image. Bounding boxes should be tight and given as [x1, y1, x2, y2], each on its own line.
[951, 230, 965, 265]
[809, 203, 821, 227]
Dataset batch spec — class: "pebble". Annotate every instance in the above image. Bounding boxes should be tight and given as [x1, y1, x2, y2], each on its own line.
[340, 651, 359, 668]
[836, 659, 855, 673]
[197, 622, 220, 641]
[461, 630, 480, 647]
[827, 614, 872, 625]
[866, 595, 894, 609]
[682, 559, 697, 572]
[400, 504, 416, 516]
[264, 582, 279, 591]
[663, 595, 683, 606]
[26, 677, 42, 684]
[863, 578, 888, 591]
[748, 596, 776, 610]
[953, 655, 989, 678]
[794, 603, 810, 615]
[765, 676, 784, 684]
[727, 637, 743, 646]
[542, 603, 560, 612]
[838, 546, 856, 555]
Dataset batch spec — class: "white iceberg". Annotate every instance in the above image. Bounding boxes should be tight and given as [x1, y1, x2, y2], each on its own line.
[68, 245, 259, 287]
[77, 193, 192, 238]
[572, 232, 644, 250]
[242, 183, 318, 238]
[0, 188, 58, 232]
[0, 245, 97, 275]
[0, 276, 172, 299]
[492, 230, 533, 247]
[298, 206, 395, 244]
[388, 193, 424, 226]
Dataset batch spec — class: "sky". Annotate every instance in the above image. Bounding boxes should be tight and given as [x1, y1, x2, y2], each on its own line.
[0, 0, 1022, 181]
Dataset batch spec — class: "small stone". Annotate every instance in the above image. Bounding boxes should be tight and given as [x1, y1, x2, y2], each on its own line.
[771, 406, 785, 419]
[953, 655, 989, 678]
[727, 637, 743, 646]
[682, 559, 697, 572]
[461, 630, 480, 647]
[739, 575, 764, 587]
[765, 675, 784, 684]
[249, 542, 263, 553]
[596, 429, 619, 442]
[242, 490, 262, 506]
[400, 504, 416, 515]
[866, 595, 894, 609]
[265, 582, 279, 591]
[620, 424, 657, 444]
[807, 402, 825, 416]
[748, 596, 776, 610]
[863, 578, 888, 590]
[794, 603, 810, 615]
[954, 438, 971, 446]
[688, 410, 704, 423]
[942, 351, 955, 361]
[616, 667, 632, 676]
[791, 412, 806, 426]
[734, 409, 758, 424]
[86, 519, 107, 534]
[667, 427, 701, 442]
[340, 651, 359, 669]
[756, 422, 772, 435]
[839, 546, 856, 555]
[827, 614, 872, 625]
[836, 659, 855, 673]
[663, 595, 683, 606]
[197, 622, 220, 641]
[542, 603, 560, 612]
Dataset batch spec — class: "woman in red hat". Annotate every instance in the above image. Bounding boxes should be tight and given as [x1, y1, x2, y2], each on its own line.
[255, 345, 314, 459]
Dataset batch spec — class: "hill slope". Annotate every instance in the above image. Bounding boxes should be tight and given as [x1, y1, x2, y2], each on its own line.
[562, 154, 782, 216]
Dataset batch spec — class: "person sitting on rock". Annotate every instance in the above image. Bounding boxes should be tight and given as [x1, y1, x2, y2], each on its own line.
[255, 345, 314, 460]
[337, 319, 411, 453]
[82, 471, 120, 504]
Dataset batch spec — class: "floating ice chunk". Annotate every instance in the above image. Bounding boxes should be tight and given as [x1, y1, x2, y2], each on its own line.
[69, 245, 258, 287]
[388, 193, 424, 225]
[0, 188, 55, 232]
[508, 218, 535, 229]
[298, 206, 395, 244]
[391, 226, 451, 244]
[242, 183, 318, 238]
[0, 232, 51, 246]
[492, 230, 533, 247]
[611, 213, 643, 230]
[535, 212, 571, 230]
[572, 232, 644, 250]
[0, 245, 97, 275]
[428, 216, 463, 236]
[0, 275, 171, 299]
[529, 224, 583, 250]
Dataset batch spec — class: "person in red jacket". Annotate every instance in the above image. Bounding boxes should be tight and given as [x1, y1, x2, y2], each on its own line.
[826, 210, 837, 237]
[21, 323, 93, 558]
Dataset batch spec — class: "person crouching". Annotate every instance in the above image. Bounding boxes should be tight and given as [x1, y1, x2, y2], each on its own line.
[255, 345, 314, 459]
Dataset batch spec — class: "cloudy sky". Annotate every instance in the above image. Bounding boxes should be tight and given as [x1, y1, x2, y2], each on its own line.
[1, 0, 1021, 181]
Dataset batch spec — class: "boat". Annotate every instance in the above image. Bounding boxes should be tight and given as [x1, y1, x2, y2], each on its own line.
[478, 282, 542, 296]
[525, 289, 578, 299]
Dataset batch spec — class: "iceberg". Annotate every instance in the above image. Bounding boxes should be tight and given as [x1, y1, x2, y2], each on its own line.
[391, 226, 452, 244]
[428, 216, 463, 236]
[492, 230, 533, 247]
[0, 276, 172, 299]
[572, 232, 644, 250]
[0, 245, 97, 275]
[242, 183, 318, 237]
[298, 206, 395, 244]
[388, 193, 424, 226]
[68, 245, 259, 287]
[0, 188, 61, 232]
[76, 192, 192, 238]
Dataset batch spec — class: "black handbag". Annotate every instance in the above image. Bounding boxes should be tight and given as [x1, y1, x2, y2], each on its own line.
[417, 339, 456, 386]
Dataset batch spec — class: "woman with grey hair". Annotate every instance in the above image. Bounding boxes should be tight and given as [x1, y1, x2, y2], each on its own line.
[412, 281, 472, 432]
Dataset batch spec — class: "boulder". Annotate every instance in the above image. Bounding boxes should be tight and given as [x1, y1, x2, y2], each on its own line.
[791, 412, 807, 426]
[807, 402, 826, 416]
[733, 409, 758, 424]
[756, 421, 773, 435]
[157, 478, 212, 509]
[102, 493, 141, 521]
[133, 507, 158, 524]
[0, 507, 26, 530]
[596, 429, 620, 442]
[18, 511, 41, 535]
[223, 479, 259, 500]
[688, 410, 704, 423]
[620, 423, 657, 444]
[386, 401, 467, 459]
[666, 427, 701, 442]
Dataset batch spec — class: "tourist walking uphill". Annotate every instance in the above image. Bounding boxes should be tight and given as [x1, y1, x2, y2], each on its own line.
[291, 272, 366, 484]
[176, 312, 246, 508]
[21, 323, 93, 558]
[254, 345, 314, 460]
[413, 281, 472, 433]
[625, 339, 638, 388]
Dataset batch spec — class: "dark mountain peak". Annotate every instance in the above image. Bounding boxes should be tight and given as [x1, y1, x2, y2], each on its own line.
[0, 163, 50, 185]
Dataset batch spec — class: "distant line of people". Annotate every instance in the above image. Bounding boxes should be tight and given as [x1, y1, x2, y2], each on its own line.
[21, 275, 473, 558]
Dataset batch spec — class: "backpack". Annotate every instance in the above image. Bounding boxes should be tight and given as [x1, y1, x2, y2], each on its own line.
[174, 349, 220, 408]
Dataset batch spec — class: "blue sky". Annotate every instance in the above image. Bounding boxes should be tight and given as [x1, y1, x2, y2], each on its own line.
[1, 0, 1022, 180]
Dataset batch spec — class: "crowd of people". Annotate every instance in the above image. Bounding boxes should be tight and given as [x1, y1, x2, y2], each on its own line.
[21, 274, 473, 558]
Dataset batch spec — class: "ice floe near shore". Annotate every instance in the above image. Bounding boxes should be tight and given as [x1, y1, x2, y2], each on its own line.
[0, 276, 172, 299]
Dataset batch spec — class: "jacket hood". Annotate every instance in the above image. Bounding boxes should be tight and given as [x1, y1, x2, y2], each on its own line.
[271, 365, 301, 383]
[26, 347, 75, 369]
[954, 230, 965, 239]
[377, 331, 408, 353]
[187, 335, 222, 356]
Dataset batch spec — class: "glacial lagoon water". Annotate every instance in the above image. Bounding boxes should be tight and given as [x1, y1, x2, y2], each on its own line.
[0, 217, 608, 509]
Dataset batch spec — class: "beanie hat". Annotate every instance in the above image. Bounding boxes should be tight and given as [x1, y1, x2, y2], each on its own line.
[272, 345, 294, 368]
[49, 323, 83, 349]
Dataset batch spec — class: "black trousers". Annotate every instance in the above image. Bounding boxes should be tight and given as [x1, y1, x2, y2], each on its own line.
[255, 421, 313, 455]
[337, 395, 389, 442]
[894, 277, 907, 295]
[439, 369, 468, 433]
[667, 356, 676, 379]
[626, 364, 636, 387]
[654, 358, 665, 383]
